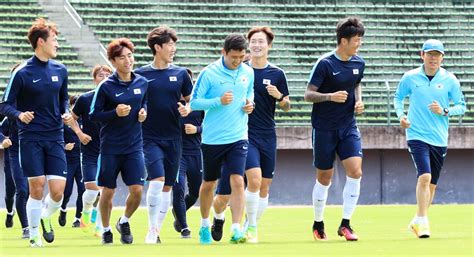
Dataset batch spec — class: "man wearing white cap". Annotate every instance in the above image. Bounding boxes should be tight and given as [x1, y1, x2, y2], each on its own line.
[393, 39, 466, 238]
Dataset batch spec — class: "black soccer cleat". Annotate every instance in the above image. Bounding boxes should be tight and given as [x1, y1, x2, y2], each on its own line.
[58, 210, 67, 227]
[171, 208, 182, 233]
[72, 219, 80, 228]
[40, 218, 55, 243]
[115, 218, 133, 244]
[5, 212, 14, 228]
[211, 218, 225, 242]
[181, 228, 191, 239]
[102, 230, 113, 245]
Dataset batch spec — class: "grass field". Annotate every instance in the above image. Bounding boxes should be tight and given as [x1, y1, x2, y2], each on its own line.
[0, 204, 472, 257]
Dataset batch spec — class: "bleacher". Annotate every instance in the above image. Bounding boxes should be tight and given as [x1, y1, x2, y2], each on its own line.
[1, 0, 472, 125]
[0, 0, 92, 94]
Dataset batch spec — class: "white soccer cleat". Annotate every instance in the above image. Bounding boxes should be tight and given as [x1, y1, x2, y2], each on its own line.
[145, 228, 161, 244]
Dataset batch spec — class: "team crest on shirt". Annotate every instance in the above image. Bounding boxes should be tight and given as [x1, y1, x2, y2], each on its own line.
[353, 69, 359, 75]
[169, 76, 177, 82]
[133, 88, 141, 94]
[263, 79, 271, 85]
[435, 84, 444, 90]
[51, 76, 58, 82]
[241, 76, 248, 84]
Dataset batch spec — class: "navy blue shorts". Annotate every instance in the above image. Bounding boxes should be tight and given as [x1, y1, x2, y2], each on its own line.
[312, 124, 363, 170]
[97, 151, 145, 188]
[19, 140, 67, 178]
[245, 135, 277, 179]
[407, 140, 447, 185]
[82, 152, 99, 183]
[143, 139, 182, 186]
[201, 140, 248, 195]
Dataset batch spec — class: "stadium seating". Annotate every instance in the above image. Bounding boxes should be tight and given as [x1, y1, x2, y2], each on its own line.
[1, 0, 472, 125]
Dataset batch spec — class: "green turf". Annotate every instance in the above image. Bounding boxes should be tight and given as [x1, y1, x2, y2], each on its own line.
[0, 205, 472, 257]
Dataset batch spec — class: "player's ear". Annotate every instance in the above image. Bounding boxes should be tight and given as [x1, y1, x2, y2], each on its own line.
[221, 48, 226, 56]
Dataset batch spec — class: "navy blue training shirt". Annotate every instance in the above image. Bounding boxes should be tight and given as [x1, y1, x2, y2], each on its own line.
[72, 90, 101, 156]
[308, 50, 365, 130]
[135, 64, 193, 140]
[1, 55, 69, 141]
[180, 109, 204, 156]
[247, 62, 289, 137]
[0, 117, 18, 151]
[63, 124, 81, 163]
[90, 72, 148, 155]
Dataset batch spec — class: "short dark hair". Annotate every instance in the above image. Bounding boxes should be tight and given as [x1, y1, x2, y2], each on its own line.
[107, 38, 134, 61]
[223, 33, 247, 53]
[247, 26, 275, 45]
[27, 18, 58, 50]
[336, 17, 365, 45]
[147, 26, 178, 56]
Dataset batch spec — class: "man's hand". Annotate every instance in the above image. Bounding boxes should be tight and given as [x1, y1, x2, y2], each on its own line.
[400, 116, 411, 129]
[242, 99, 254, 114]
[266, 84, 282, 99]
[116, 104, 131, 117]
[138, 108, 147, 122]
[428, 100, 442, 115]
[1, 138, 12, 149]
[330, 91, 348, 103]
[221, 91, 233, 105]
[178, 102, 190, 117]
[184, 124, 198, 134]
[18, 111, 34, 124]
[62, 113, 74, 126]
[354, 100, 364, 114]
[64, 143, 75, 151]
[77, 132, 92, 145]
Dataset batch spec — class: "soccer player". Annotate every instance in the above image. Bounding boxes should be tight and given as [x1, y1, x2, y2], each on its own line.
[90, 38, 148, 245]
[304, 17, 365, 241]
[1, 18, 71, 247]
[67, 65, 112, 237]
[58, 95, 85, 228]
[135, 26, 193, 244]
[171, 69, 204, 239]
[394, 39, 466, 239]
[190, 33, 254, 244]
[1, 119, 15, 228]
[243, 26, 290, 243]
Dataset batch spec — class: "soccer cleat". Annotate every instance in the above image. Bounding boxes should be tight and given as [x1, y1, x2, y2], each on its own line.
[5, 211, 14, 228]
[409, 222, 430, 238]
[312, 221, 328, 241]
[199, 226, 212, 245]
[22, 228, 30, 239]
[171, 208, 182, 233]
[337, 225, 359, 241]
[181, 228, 191, 239]
[40, 218, 55, 243]
[115, 219, 133, 244]
[102, 230, 113, 245]
[246, 225, 258, 243]
[29, 235, 43, 247]
[229, 228, 247, 244]
[211, 218, 224, 241]
[94, 226, 102, 237]
[80, 211, 91, 232]
[58, 210, 67, 227]
[72, 219, 81, 228]
[145, 228, 161, 244]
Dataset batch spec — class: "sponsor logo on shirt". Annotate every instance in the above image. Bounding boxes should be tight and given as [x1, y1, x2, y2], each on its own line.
[169, 76, 177, 82]
[146, 79, 155, 83]
[332, 71, 341, 76]
[353, 69, 359, 75]
[263, 79, 271, 85]
[134, 88, 142, 95]
[115, 92, 125, 97]
[436, 84, 443, 89]
[51, 76, 59, 82]
[33, 78, 41, 83]
[241, 76, 248, 84]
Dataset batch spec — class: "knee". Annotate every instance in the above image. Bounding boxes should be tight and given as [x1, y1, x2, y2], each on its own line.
[348, 169, 362, 179]
[230, 175, 244, 189]
[200, 181, 215, 192]
[247, 177, 261, 191]
[49, 192, 64, 202]
[418, 173, 432, 185]
[129, 186, 143, 197]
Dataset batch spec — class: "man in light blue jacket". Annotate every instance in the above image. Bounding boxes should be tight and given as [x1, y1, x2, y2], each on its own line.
[190, 33, 254, 245]
[394, 39, 466, 239]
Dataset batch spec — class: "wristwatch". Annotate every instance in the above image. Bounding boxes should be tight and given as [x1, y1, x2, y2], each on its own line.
[276, 94, 285, 102]
[443, 108, 449, 116]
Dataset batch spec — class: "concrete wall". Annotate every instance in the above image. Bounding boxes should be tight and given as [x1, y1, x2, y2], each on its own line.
[1, 126, 473, 207]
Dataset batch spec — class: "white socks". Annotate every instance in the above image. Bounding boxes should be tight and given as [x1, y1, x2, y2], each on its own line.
[342, 176, 361, 220]
[147, 181, 164, 230]
[156, 191, 171, 232]
[82, 189, 99, 213]
[245, 189, 259, 226]
[256, 195, 269, 222]
[312, 180, 330, 222]
[201, 218, 211, 227]
[41, 194, 63, 219]
[214, 210, 225, 220]
[26, 197, 42, 238]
